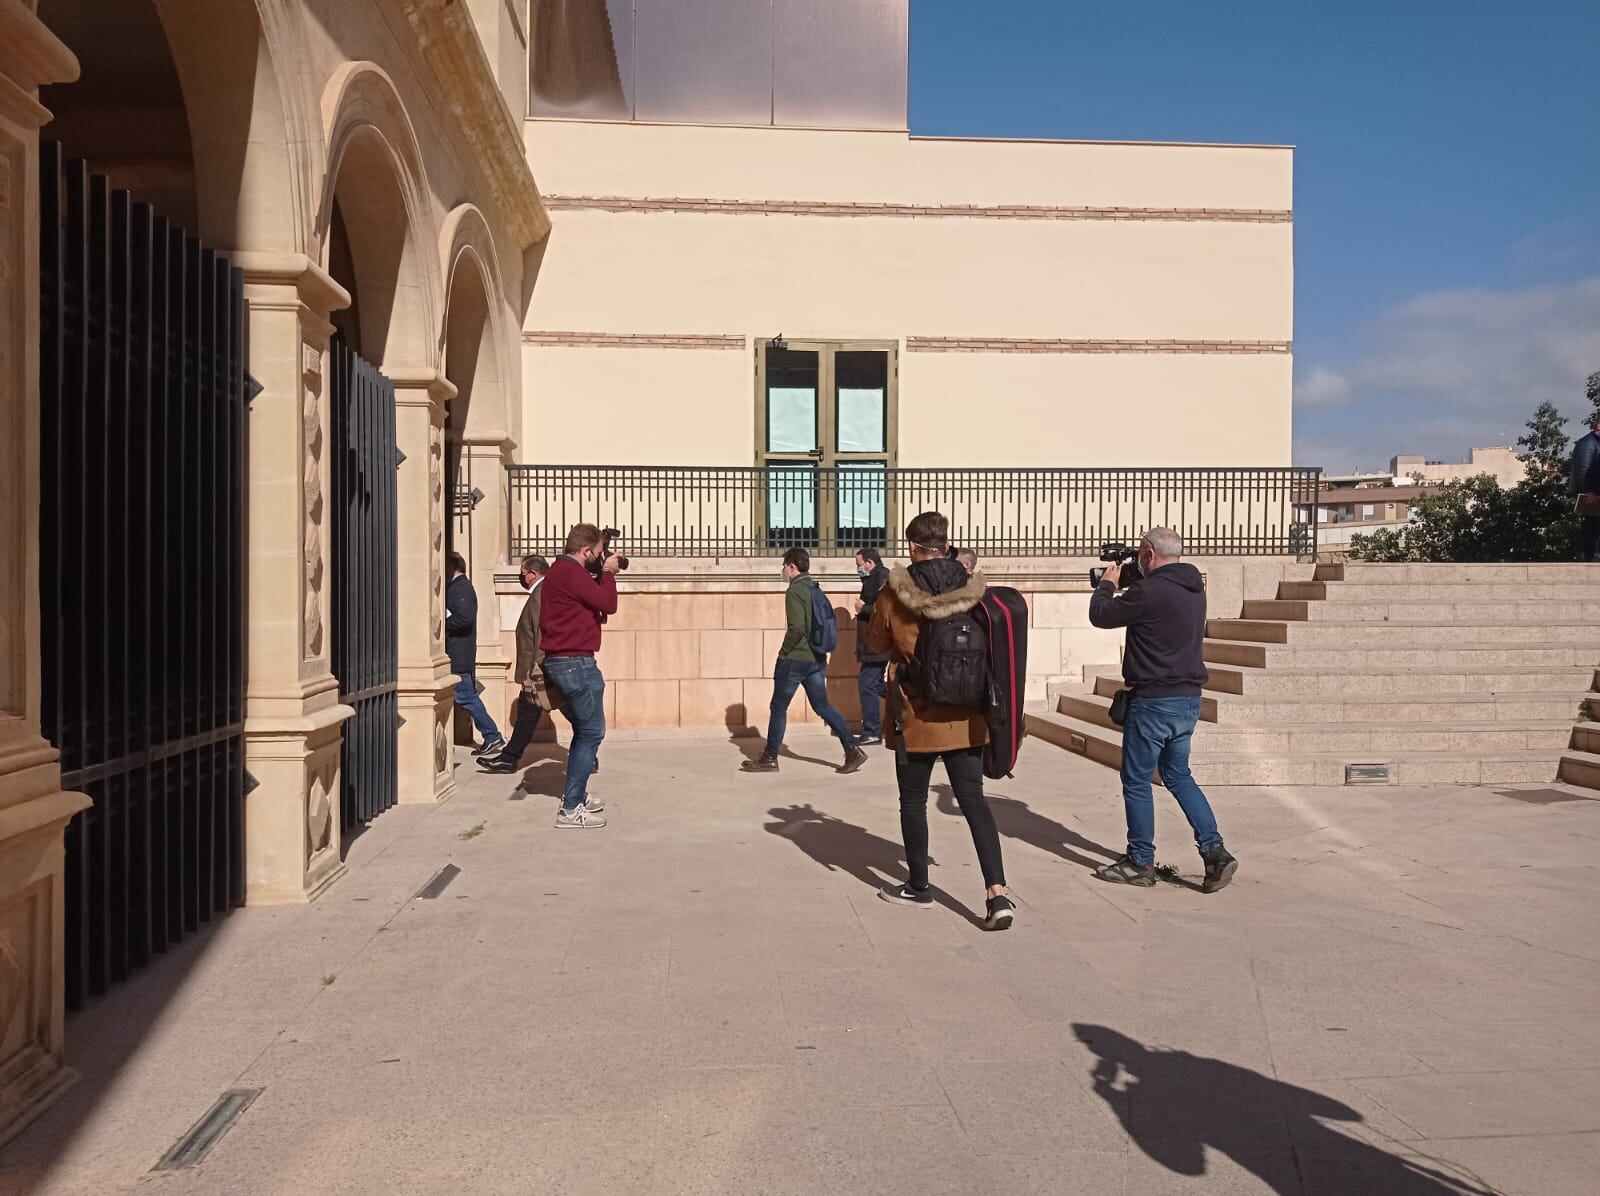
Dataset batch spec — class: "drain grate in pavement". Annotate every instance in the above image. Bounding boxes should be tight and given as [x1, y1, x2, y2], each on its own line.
[152, 1088, 261, 1170]
[416, 863, 461, 899]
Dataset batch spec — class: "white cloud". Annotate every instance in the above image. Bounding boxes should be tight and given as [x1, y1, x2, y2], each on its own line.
[1294, 274, 1600, 472]
[1293, 365, 1353, 407]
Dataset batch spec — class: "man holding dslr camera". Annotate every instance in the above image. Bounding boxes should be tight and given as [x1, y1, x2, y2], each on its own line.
[539, 523, 621, 828]
[1088, 527, 1238, 892]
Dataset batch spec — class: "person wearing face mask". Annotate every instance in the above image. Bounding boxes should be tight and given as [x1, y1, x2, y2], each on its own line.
[481, 555, 569, 778]
[1088, 527, 1237, 892]
[538, 524, 620, 827]
[852, 548, 891, 746]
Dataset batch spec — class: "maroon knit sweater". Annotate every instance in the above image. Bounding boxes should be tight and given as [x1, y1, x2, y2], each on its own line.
[538, 555, 618, 656]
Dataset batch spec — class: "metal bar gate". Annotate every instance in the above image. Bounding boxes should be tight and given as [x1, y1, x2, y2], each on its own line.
[329, 339, 399, 832]
[38, 143, 248, 1009]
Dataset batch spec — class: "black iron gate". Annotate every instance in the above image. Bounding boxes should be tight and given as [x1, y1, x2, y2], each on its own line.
[329, 339, 399, 831]
[38, 143, 248, 1009]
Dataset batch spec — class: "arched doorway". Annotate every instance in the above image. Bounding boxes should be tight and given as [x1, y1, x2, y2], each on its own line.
[34, 0, 294, 1006]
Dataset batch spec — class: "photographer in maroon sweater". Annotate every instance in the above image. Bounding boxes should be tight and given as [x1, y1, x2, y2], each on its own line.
[538, 523, 620, 828]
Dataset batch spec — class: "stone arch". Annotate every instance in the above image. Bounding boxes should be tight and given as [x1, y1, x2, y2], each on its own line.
[318, 62, 442, 371]
[38, 0, 312, 254]
[440, 204, 512, 443]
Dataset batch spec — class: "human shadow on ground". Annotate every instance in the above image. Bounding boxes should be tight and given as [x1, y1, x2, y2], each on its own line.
[1073, 1024, 1497, 1195]
[727, 718, 842, 770]
[762, 803, 981, 926]
[935, 785, 1120, 873]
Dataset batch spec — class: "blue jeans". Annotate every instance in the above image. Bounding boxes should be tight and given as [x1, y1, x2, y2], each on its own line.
[764, 659, 856, 759]
[543, 655, 606, 812]
[1119, 695, 1223, 866]
[453, 672, 501, 744]
[858, 661, 887, 738]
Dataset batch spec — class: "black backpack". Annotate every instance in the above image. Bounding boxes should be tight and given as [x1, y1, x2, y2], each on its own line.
[900, 605, 989, 708]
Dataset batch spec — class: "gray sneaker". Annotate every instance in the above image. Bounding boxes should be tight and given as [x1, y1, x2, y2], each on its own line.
[554, 806, 607, 829]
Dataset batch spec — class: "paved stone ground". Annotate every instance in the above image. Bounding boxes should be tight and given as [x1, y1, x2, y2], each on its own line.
[5, 734, 1600, 1195]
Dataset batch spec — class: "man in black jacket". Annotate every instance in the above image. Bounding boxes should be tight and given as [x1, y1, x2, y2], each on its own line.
[446, 552, 503, 757]
[1568, 413, 1600, 561]
[853, 548, 891, 745]
[1087, 528, 1237, 893]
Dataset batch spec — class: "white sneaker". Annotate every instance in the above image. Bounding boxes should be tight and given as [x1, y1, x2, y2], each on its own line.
[554, 794, 605, 813]
[554, 806, 607, 829]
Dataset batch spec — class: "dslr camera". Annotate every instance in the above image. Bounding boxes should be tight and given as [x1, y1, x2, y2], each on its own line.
[587, 527, 630, 575]
[1089, 542, 1143, 589]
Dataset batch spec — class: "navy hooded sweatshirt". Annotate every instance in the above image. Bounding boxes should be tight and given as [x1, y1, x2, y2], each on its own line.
[1087, 562, 1209, 698]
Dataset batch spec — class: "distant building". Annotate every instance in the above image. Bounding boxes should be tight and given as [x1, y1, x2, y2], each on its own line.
[1391, 447, 1526, 489]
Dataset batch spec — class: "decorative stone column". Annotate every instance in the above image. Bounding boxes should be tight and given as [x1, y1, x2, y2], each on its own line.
[0, 1, 91, 1146]
[234, 251, 354, 905]
[464, 437, 515, 711]
[392, 369, 459, 805]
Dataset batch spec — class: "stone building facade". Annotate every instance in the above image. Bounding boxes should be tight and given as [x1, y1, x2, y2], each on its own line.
[0, 0, 545, 1142]
[0, 0, 1298, 1144]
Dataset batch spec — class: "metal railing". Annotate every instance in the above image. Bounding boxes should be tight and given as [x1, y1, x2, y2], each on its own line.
[508, 466, 1321, 559]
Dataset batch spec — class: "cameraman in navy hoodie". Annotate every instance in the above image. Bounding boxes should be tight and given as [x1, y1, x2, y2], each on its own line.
[1088, 527, 1238, 893]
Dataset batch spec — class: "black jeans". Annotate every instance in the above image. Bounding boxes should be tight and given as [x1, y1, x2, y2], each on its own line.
[1582, 518, 1600, 562]
[499, 692, 545, 763]
[896, 746, 1006, 891]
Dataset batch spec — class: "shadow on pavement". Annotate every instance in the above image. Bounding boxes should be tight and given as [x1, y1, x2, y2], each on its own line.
[762, 803, 980, 925]
[1072, 1024, 1498, 1195]
[936, 786, 1121, 872]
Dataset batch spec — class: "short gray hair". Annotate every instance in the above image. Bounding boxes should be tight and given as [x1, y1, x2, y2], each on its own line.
[1142, 527, 1184, 560]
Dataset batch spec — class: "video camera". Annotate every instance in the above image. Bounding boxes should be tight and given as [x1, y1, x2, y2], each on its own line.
[1089, 542, 1142, 589]
[586, 527, 630, 575]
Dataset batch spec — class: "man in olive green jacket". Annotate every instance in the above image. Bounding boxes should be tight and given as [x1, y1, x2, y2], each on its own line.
[742, 548, 867, 774]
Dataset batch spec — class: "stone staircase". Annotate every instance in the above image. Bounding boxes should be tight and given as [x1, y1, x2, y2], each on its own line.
[1028, 562, 1600, 786]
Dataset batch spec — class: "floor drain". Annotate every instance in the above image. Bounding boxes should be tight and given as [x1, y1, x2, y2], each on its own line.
[416, 863, 461, 900]
[152, 1088, 261, 1170]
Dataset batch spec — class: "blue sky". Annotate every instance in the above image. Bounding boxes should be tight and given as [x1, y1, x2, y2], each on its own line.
[909, 0, 1600, 472]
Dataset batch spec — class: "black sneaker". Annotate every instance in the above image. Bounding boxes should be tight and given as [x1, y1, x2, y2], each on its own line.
[740, 755, 779, 773]
[1201, 845, 1238, 893]
[858, 735, 884, 747]
[879, 883, 934, 907]
[477, 756, 519, 774]
[473, 736, 506, 758]
[839, 747, 869, 774]
[1095, 855, 1157, 887]
[983, 895, 1017, 931]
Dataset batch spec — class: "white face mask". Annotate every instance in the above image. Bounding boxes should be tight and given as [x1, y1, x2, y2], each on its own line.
[857, 565, 872, 578]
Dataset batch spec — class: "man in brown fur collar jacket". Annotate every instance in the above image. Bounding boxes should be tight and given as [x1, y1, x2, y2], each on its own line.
[867, 510, 1016, 931]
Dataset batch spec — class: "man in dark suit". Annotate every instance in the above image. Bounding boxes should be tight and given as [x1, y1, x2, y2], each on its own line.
[480, 556, 551, 773]
[1569, 413, 1600, 561]
[447, 551, 503, 756]
[853, 548, 891, 746]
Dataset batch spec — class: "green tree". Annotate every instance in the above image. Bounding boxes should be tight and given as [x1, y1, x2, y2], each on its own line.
[1347, 398, 1579, 563]
[1587, 369, 1600, 423]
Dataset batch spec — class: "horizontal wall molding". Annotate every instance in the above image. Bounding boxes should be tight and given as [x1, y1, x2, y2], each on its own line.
[522, 331, 747, 349]
[544, 195, 1293, 224]
[906, 337, 1292, 355]
[522, 332, 1293, 355]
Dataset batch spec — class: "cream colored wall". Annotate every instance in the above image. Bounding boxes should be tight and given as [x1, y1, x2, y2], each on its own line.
[525, 121, 1293, 209]
[520, 120, 1293, 468]
[520, 343, 752, 465]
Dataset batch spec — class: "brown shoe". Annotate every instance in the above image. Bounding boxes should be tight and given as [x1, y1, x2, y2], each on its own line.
[741, 755, 779, 773]
[839, 747, 868, 775]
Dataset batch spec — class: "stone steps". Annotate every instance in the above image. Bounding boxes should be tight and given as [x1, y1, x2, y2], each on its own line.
[1027, 708, 1562, 786]
[1241, 598, 1600, 624]
[1208, 619, 1600, 647]
[1281, 580, 1597, 603]
[1069, 685, 1587, 728]
[1320, 562, 1600, 584]
[1026, 560, 1599, 787]
[1201, 663, 1597, 697]
[1203, 640, 1600, 671]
